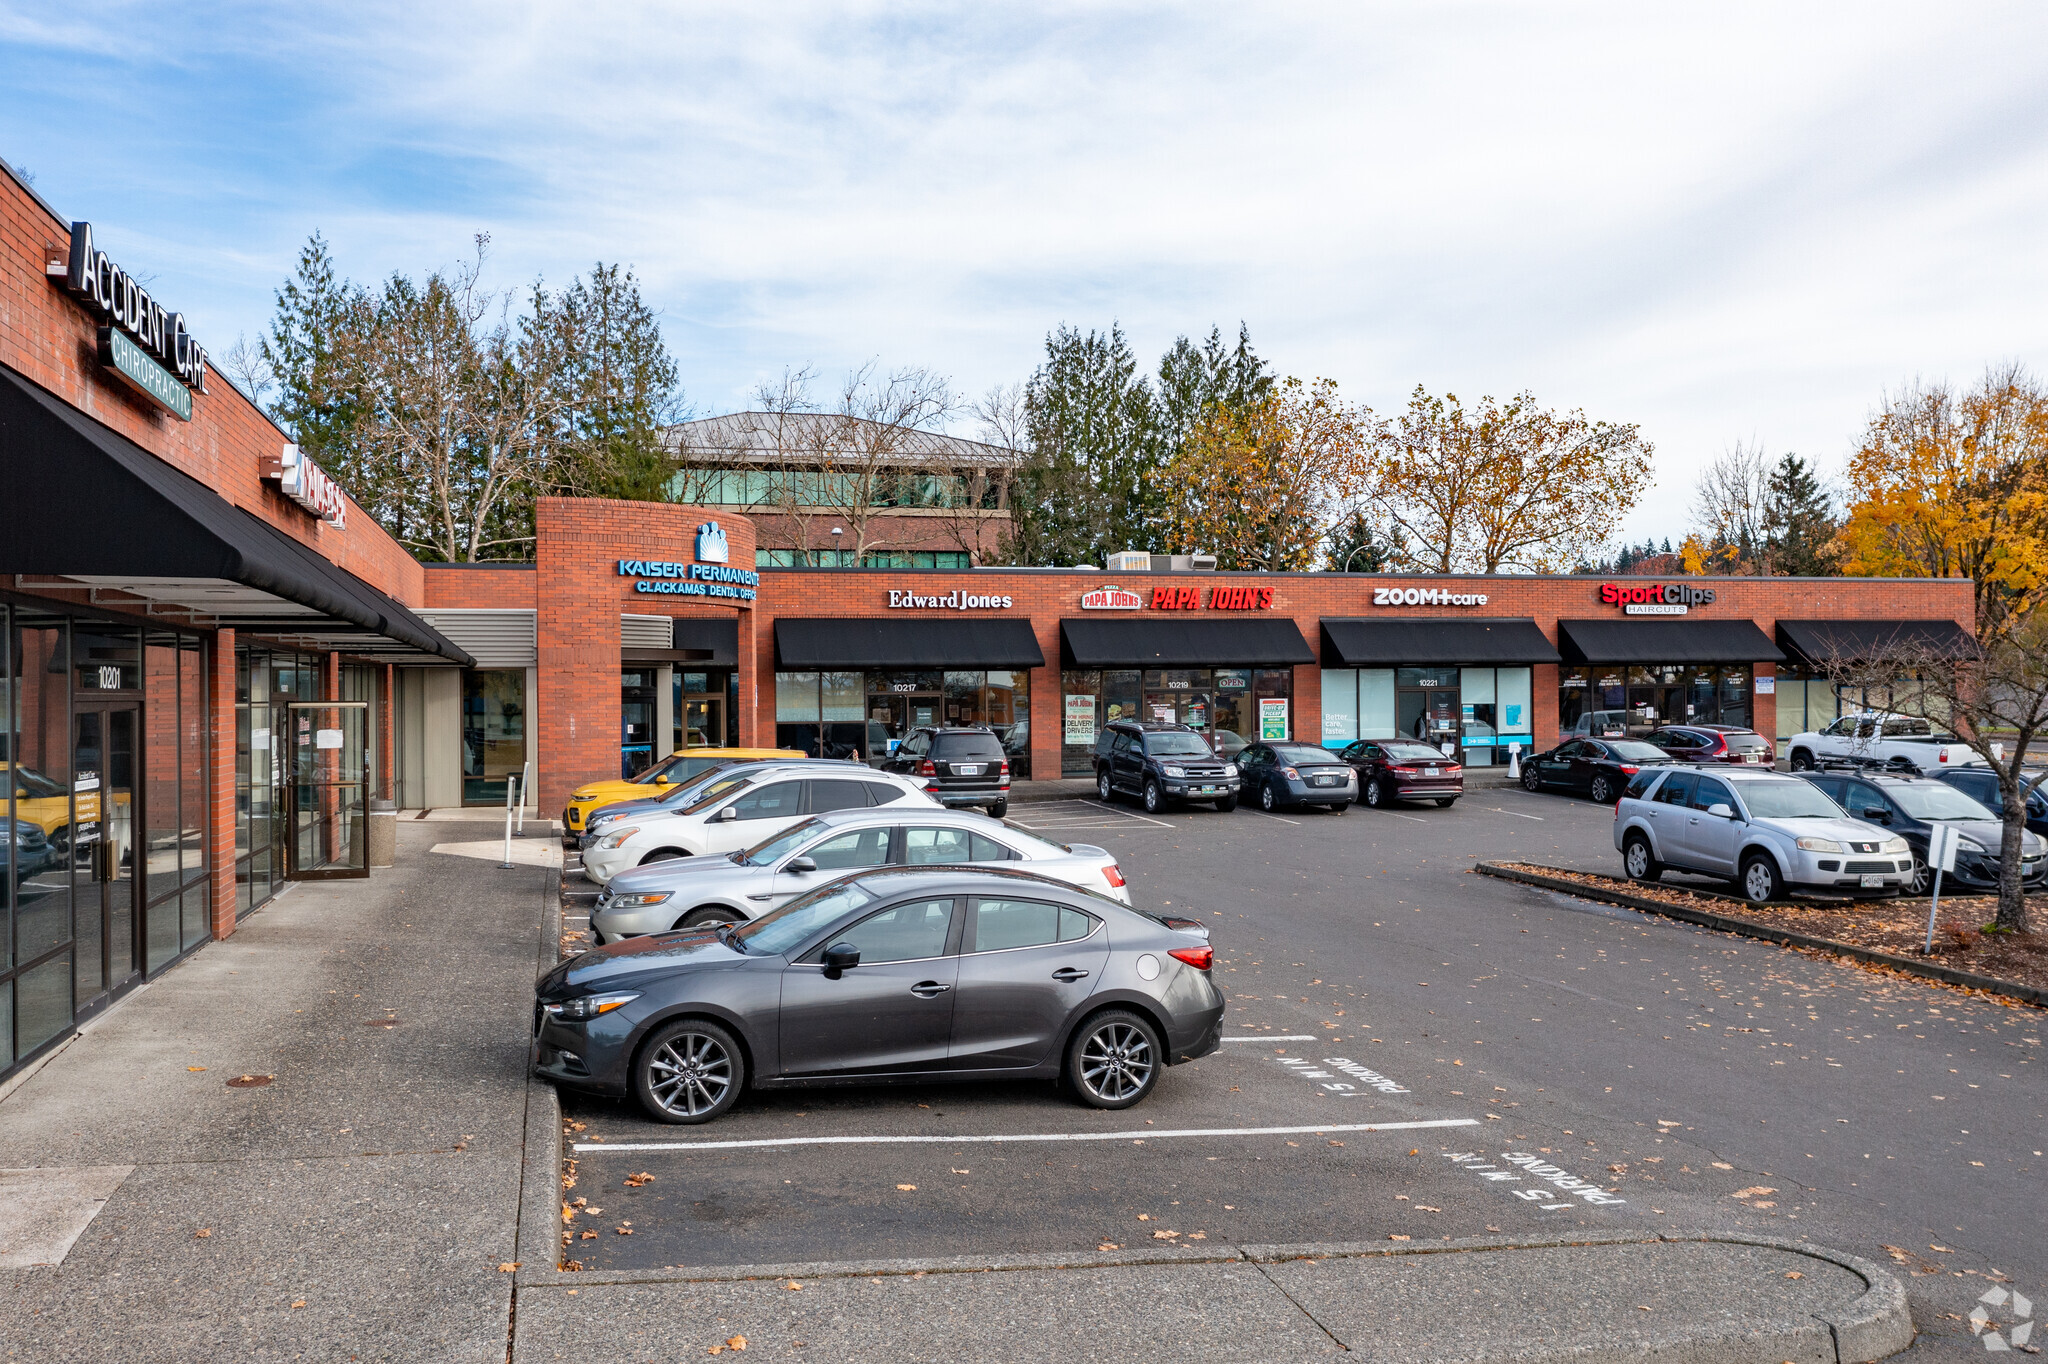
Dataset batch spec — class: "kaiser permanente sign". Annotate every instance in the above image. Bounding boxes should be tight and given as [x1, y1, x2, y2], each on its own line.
[48, 222, 210, 421]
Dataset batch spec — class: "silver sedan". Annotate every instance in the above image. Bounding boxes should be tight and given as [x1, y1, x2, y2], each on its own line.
[590, 807, 1131, 942]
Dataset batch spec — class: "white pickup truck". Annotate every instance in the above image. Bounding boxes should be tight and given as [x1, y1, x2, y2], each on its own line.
[1784, 712, 1986, 775]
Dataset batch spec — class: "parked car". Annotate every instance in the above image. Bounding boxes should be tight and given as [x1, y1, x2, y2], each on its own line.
[1935, 767, 2048, 840]
[1335, 738, 1463, 808]
[1645, 725, 1775, 767]
[1796, 770, 2047, 895]
[582, 758, 849, 846]
[535, 865, 1225, 1123]
[591, 807, 1132, 941]
[1614, 766, 1913, 902]
[1236, 742, 1356, 813]
[2, 761, 75, 849]
[1567, 709, 1636, 739]
[876, 726, 1012, 817]
[1784, 712, 1985, 775]
[1, 817, 55, 882]
[561, 747, 803, 846]
[1522, 738, 1678, 804]
[1094, 722, 1240, 813]
[580, 764, 938, 885]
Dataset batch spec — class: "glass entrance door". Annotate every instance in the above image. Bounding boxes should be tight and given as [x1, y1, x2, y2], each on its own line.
[1396, 684, 1460, 749]
[286, 701, 368, 880]
[681, 696, 725, 749]
[72, 704, 140, 1005]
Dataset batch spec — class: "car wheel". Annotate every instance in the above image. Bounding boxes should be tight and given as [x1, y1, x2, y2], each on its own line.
[1521, 766, 1542, 792]
[1589, 775, 1615, 804]
[1214, 793, 1238, 812]
[632, 1018, 745, 1125]
[1436, 797, 1457, 808]
[1740, 852, 1786, 904]
[1907, 857, 1933, 896]
[677, 907, 741, 929]
[1364, 777, 1386, 808]
[1143, 779, 1165, 814]
[1623, 833, 1662, 882]
[1789, 748, 1814, 772]
[1065, 1009, 1162, 1109]
[640, 849, 684, 865]
[988, 799, 1009, 819]
[1329, 801, 1348, 815]
[1259, 781, 1278, 812]
[1097, 770, 1115, 803]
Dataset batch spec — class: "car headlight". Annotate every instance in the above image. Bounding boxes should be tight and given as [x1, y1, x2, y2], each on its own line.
[1162, 765, 1186, 778]
[1224, 763, 1238, 776]
[596, 826, 641, 850]
[542, 992, 640, 1022]
[1880, 837, 1910, 855]
[1796, 837, 1847, 853]
[606, 891, 672, 908]
[1959, 837, 1989, 855]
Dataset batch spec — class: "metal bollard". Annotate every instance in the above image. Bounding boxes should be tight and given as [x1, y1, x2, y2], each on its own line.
[500, 775, 518, 869]
[516, 761, 531, 835]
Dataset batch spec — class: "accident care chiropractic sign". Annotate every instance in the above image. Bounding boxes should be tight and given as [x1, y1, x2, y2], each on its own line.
[49, 222, 210, 420]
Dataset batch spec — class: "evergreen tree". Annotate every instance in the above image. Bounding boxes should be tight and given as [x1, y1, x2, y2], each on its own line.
[1765, 454, 1839, 576]
[1322, 508, 1404, 572]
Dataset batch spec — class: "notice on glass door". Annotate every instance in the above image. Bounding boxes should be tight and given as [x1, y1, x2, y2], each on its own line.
[315, 729, 345, 749]
[1259, 698, 1290, 740]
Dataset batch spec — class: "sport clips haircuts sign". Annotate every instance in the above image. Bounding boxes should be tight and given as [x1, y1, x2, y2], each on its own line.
[1599, 581, 1715, 616]
[49, 222, 209, 420]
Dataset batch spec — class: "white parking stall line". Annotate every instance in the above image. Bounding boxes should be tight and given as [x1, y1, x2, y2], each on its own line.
[1242, 809, 1302, 826]
[1076, 799, 1176, 829]
[1222, 1034, 1318, 1042]
[573, 1117, 1481, 1154]
[1488, 807, 1545, 821]
[1388, 812, 1427, 823]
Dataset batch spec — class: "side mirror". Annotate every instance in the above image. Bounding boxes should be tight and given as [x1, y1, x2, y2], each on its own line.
[1707, 803, 1736, 820]
[714, 805, 739, 822]
[1862, 806, 1890, 823]
[655, 777, 670, 786]
[821, 941, 860, 977]
[785, 855, 817, 874]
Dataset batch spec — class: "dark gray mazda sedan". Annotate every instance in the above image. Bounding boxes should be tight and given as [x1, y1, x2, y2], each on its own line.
[533, 866, 1225, 1124]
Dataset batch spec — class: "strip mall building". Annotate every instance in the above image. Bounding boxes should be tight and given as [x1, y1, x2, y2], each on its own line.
[0, 162, 1974, 1080]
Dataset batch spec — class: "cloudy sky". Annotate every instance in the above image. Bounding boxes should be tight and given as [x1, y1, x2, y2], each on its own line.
[6, 2, 2046, 545]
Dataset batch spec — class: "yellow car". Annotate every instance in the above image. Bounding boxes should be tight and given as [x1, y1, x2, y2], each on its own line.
[560, 747, 802, 844]
[4, 761, 75, 846]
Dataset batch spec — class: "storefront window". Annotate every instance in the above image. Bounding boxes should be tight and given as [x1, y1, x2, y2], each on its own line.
[1252, 669, 1294, 743]
[462, 670, 527, 803]
[1060, 670, 1102, 776]
[1320, 669, 1358, 747]
[1496, 666, 1533, 758]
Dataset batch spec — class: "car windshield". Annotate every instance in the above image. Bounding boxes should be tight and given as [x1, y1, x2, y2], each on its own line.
[1740, 780, 1844, 820]
[1272, 745, 1340, 765]
[742, 818, 824, 866]
[1890, 783, 1995, 821]
[1381, 743, 1447, 762]
[653, 766, 738, 806]
[5, 765, 65, 799]
[1144, 733, 1213, 757]
[733, 882, 878, 956]
[1607, 741, 1669, 761]
[681, 775, 751, 815]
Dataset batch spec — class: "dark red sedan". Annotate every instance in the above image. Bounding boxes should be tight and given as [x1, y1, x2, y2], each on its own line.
[1336, 739, 1465, 808]
[1646, 725, 1775, 766]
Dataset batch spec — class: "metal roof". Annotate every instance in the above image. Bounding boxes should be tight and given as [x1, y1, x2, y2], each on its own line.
[665, 412, 1019, 467]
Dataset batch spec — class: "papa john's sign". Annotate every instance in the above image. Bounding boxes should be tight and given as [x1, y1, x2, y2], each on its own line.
[1077, 583, 1273, 611]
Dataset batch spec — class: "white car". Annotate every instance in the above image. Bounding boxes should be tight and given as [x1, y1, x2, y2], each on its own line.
[580, 764, 938, 885]
[1613, 765, 1912, 903]
[1786, 712, 1985, 775]
[589, 805, 1131, 940]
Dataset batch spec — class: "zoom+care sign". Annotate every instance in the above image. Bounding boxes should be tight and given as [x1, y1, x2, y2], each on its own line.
[1599, 581, 1716, 616]
[617, 522, 758, 601]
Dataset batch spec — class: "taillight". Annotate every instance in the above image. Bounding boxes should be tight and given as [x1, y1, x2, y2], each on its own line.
[917, 759, 936, 777]
[999, 759, 1010, 776]
[1168, 945, 1213, 971]
[1103, 864, 1126, 888]
[1618, 765, 1639, 775]
[1387, 764, 1414, 773]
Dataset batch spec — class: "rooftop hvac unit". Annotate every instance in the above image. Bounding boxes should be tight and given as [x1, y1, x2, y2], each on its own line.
[1149, 554, 1218, 572]
[1106, 550, 1152, 572]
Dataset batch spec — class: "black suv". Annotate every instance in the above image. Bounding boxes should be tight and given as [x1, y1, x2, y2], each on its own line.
[877, 726, 1011, 817]
[1796, 769, 2048, 894]
[1094, 721, 1239, 814]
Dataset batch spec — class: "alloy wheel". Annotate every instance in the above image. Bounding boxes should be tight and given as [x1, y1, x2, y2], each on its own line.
[1590, 777, 1613, 804]
[1260, 782, 1276, 811]
[1365, 778, 1383, 807]
[1098, 771, 1113, 802]
[1625, 839, 1650, 879]
[646, 1031, 734, 1118]
[1078, 1022, 1155, 1102]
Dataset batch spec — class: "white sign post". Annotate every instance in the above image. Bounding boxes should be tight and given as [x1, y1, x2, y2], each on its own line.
[1921, 822, 1960, 954]
[499, 774, 519, 869]
[1507, 742, 1522, 780]
[515, 761, 531, 835]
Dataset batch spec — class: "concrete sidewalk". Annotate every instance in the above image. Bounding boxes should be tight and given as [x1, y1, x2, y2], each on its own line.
[0, 817, 551, 1362]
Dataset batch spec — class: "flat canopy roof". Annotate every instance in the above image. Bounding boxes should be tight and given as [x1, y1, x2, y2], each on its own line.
[1557, 617, 1784, 665]
[1777, 618, 1976, 668]
[1321, 617, 1561, 666]
[0, 361, 471, 664]
[1060, 617, 1315, 668]
[775, 617, 1045, 670]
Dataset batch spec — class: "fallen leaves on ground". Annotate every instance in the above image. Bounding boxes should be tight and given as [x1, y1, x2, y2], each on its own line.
[290, 1300, 305, 1309]
[1152, 1230, 1179, 1240]
[498, 1263, 520, 1272]
[1732, 1187, 1778, 1199]
[624, 1172, 656, 1187]
[1388, 1234, 1410, 1242]
[785, 1281, 802, 1291]
[1786, 1271, 1805, 1279]
[186, 1066, 206, 1072]
[194, 1228, 211, 1238]
[896, 1184, 917, 1192]
[1098, 1243, 1122, 1252]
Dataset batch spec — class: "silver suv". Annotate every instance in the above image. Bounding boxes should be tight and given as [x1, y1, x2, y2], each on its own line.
[1612, 766, 1913, 902]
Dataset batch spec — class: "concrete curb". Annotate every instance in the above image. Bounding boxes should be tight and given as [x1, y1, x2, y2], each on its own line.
[1477, 861, 2048, 1008]
[515, 850, 568, 1277]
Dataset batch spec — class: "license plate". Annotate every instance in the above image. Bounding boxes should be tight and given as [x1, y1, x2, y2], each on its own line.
[955, 764, 981, 776]
[1860, 874, 1885, 888]
[1198, 785, 1216, 794]
[1424, 768, 1439, 777]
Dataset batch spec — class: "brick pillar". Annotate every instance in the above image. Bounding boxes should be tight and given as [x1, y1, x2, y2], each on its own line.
[1031, 618, 1061, 782]
[207, 628, 238, 940]
[735, 608, 759, 748]
[1533, 662, 1560, 751]
[1294, 663, 1318, 746]
[1753, 662, 1778, 744]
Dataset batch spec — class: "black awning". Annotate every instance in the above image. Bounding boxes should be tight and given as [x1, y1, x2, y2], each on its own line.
[672, 616, 739, 665]
[1320, 616, 1561, 666]
[0, 361, 472, 664]
[1060, 616, 1316, 668]
[1777, 619, 1976, 668]
[1557, 617, 1784, 665]
[775, 617, 1045, 669]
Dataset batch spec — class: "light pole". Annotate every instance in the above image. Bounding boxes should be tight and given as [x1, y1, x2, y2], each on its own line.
[830, 526, 844, 566]
[1341, 542, 1377, 573]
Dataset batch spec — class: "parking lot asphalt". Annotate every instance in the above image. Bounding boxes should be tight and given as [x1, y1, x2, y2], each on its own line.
[558, 786, 2044, 1358]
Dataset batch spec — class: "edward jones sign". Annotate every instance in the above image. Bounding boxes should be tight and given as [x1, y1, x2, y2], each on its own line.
[1599, 582, 1715, 616]
[887, 589, 1015, 610]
